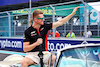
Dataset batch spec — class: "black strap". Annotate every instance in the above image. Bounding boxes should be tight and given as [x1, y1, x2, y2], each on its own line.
[38, 45, 44, 67]
[37, 29, 44, 67]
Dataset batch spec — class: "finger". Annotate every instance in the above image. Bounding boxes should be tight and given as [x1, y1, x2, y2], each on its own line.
[76, 6, 80, 9]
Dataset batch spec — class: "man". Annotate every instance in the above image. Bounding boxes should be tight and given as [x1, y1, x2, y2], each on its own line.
[87, 28, 92, 38]
[21, 6, 80, 67]
[66, 30, 75, 38]
[83, 28, 92, 38]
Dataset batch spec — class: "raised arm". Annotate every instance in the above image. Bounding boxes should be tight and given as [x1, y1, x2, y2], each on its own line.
[52, 6, 80, 29]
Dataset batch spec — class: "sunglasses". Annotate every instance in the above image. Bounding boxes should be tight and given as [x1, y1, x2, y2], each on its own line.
[36, 17, 44, 20]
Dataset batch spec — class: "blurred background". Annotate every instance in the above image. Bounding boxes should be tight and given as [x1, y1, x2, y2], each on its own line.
[0, 0, 100, 39]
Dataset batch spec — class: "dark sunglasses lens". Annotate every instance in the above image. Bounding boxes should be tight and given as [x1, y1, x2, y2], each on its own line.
[37, 18, 44, 20]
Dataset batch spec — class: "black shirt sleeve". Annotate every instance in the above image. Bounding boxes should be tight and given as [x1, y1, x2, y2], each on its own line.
[23, 31, 30, 42]
[45, 22, 52, 30]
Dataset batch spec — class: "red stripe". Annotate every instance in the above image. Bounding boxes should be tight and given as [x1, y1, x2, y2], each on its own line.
[45, 31, 49, 51]
[37, 29, 41, 36]
[24, 41, 30, 45]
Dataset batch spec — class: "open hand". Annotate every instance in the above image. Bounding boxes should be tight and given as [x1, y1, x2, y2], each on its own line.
[72, 6, 80, 15]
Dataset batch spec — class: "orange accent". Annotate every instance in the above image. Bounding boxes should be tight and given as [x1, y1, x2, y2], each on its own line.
[55, 31, 60, 37]
[45, 31, 49, 51]
[50, 31, 60, 37]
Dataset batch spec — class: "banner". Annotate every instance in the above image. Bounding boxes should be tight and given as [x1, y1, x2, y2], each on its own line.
[47, 39, 100, 52]
[12, 4, 79, 16]
[80, 4, 100, 25]
[0, 38, 23, 51]
[0, 38, 100, 52]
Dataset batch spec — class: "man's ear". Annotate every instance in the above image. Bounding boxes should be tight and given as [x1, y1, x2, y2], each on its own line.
[34, 18, 37, 22]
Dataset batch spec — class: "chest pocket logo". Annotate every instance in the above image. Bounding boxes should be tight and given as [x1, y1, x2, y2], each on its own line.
[40, 27, 44, 31]
[31, 31, 37, 36]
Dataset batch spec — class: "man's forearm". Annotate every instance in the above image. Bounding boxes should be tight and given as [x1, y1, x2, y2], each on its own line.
[52, 6, 80, 29]
[23, 42, 38, 52]
[58, 13, 74, 25]
[52, 13, 74, 29]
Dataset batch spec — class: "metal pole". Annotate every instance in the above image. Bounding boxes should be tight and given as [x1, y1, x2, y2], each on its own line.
[14, 21, 16, 36]
[50, 5, 55, 38]
[28, 0, 31, 27]
[98, 22, 99, 36]
[84, 3, 88, 42]
[98, 12, 99, 36]
[80, 21, 82, 37]
[81, 0, 88, 67]
[29, 0, 31, 14]
[64, 23, 66, 37]
[81, 0, 88, 43]
[71, 19, 73, 31]
[7, 12, 11, 37]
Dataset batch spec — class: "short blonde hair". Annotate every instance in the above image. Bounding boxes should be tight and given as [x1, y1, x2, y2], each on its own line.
[32, 10, 43, 20]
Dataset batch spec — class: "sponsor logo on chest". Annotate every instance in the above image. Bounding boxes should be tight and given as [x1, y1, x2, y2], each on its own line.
[31, 31, 37, 36]
[40, 27, 44, 31]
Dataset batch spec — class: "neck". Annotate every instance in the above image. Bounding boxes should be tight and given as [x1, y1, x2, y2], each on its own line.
[32, 22, 40, 30]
